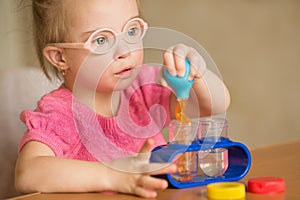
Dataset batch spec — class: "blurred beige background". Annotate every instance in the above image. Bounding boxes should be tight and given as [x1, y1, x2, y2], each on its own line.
[139, 0, 300, 148]
[0, 0, 300, 198]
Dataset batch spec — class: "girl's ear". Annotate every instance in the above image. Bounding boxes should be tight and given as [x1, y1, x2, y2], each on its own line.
[43, 46, 68, 71]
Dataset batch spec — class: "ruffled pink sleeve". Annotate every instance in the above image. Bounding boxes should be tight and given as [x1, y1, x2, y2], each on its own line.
[18, 89, 86, 159]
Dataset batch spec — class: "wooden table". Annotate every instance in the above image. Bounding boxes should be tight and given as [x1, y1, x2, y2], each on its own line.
[9, 140, 300, 200]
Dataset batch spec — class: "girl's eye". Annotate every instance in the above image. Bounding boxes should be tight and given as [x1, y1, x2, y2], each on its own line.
[127, 27, 138, 37]
[95, 37, 107, 45]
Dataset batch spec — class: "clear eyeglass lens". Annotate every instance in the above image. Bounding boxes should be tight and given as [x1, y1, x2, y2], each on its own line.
[89, 30, 115, 54]
[124, 19, 145, 43]
[88, 19, 145, 54]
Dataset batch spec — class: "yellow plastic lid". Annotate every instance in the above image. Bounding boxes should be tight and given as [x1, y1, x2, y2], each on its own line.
[207, 182, 246, 199]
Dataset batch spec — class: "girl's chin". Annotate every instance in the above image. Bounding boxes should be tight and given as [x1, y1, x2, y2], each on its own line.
[113, 78, 136, 90]
[95, 78, 137, 92]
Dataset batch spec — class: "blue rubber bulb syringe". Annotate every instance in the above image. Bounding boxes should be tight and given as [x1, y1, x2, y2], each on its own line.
[164, 59, 194, 124]
[163, 59, 194, 100]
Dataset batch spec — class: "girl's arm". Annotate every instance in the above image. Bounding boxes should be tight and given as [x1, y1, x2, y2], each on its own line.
[15, 140, 176, 198]
[190, 70, 230, 117]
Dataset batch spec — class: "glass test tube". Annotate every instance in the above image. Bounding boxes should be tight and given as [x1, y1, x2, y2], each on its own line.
[169, 121, 199, 182]
[198, 118, 229, 177]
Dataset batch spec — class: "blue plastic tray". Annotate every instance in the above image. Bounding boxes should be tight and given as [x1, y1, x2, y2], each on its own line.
[150, 138, 251, 188]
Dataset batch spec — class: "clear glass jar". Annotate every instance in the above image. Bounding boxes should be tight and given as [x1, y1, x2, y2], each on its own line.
[198, 118, 229, 177]
[169, 120, 199, 182]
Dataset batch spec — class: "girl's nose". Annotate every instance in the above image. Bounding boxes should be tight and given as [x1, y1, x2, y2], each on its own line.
[114, 39, 131, 60]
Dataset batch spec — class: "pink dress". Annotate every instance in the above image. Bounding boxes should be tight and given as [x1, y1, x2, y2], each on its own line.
[19, 65, 172, 162]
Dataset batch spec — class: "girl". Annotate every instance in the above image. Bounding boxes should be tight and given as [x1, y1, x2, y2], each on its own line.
[15, 0, 230, 198]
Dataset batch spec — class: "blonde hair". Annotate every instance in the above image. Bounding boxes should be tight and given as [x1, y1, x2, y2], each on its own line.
[31, 0, 67, 80]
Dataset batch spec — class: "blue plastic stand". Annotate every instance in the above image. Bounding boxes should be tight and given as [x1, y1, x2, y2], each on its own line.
[150, 138, 251, 188]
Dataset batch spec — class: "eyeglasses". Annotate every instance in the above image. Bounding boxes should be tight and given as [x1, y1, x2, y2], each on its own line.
[47, 17, 148, 55]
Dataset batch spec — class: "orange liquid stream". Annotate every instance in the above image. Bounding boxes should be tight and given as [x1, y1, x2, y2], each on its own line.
[176, 99, 191, 125]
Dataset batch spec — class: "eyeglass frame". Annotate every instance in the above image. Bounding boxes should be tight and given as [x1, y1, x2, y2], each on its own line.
[47, 17, 148, 55]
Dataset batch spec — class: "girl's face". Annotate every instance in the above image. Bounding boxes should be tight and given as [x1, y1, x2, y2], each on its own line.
[62, 0, 143, 93]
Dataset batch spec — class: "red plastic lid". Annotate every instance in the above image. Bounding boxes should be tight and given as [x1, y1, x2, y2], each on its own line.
[248, 177, 286, 194]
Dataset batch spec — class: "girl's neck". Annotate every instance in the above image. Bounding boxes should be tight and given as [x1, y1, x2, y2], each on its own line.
[64, 83, 121, 117]
[94, 91, 120, 117]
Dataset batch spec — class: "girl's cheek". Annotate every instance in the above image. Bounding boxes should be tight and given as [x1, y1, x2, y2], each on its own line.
[132, 47, 144, 66]
[72, 53, 113, 88]
[64, 49, 91, 71]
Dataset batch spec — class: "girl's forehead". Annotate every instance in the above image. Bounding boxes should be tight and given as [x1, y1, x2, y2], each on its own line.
[65, 0, 139, 33]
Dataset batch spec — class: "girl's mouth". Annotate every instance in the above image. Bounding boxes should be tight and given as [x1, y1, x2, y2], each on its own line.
[115, 67, 134, 78]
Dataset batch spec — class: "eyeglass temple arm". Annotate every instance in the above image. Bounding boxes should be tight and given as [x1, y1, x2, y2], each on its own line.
[47, 43, 86, 49]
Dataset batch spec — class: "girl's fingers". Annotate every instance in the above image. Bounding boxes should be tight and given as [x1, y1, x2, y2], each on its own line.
[138, 175, 168, 190]
[172, 44, 187, 77]
[186, 48, 206, 78]
[139, 139, 154, 154]
[133, 186, 158, 198]
[136, 139, 154, 162]
[163, 46, 176, 76]
[130, 162, 176, 175]
[146, 163, 177, 175]
[163, 44, 207, 80]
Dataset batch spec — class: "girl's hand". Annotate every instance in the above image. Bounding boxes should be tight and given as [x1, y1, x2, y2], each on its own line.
[157, 44, 206, 86]
[106, 139, 177, 198]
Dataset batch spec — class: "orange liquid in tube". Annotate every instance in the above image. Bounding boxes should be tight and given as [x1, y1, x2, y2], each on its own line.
[173, 98, 197, 182]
